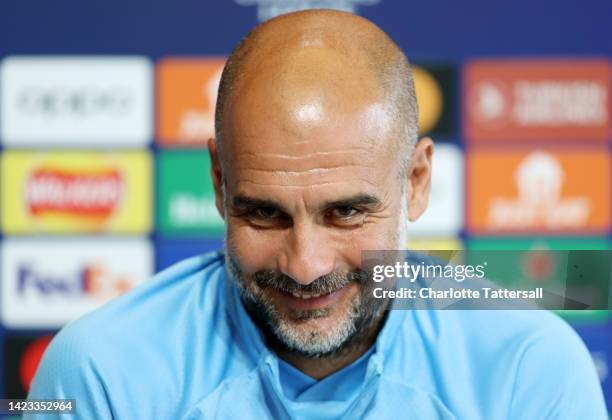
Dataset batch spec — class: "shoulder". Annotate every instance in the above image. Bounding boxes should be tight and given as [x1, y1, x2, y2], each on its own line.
[496, 311, 607, 418]
[64, 250, 226, 339]
[406, 307, 589, 361]
[454, 308, 582, 346]
[28, 251, 232, 416]
[419, 309, 606, 418]
[425, 309, 594, 370]
[36, 250, 226, 359]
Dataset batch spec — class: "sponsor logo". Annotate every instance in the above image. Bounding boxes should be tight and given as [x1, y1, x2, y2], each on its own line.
[157, 58, 225, 146]
[3, 335, 55, 399]
[17, 263, 133, 298]
[26, 167, 123, 220]
[157, 151, 224, 234]
[406, 144, 463, 237]
[407, 239, 463, 251]
[235, 0, 381, 22]
[464, 59, 611, 142]
[468, 80, 510, 128]
[522, 249, 555, 281]
[467, 149, 610, 233]
[412, 64, 455, 138]
[405, 239, 463, 265]
[169, 193, 222, 227]
[463, 248, 612, 309]
[0, 56, 152, 147]
[413, 65, 443, 135]
[16, 86, 131, 116]
[1, 238, 152, 328]
[1, 151, 151, 234]
[19, 336, 54, 394]
[466, 237, 612, 324]
[489, 152, 589, 228]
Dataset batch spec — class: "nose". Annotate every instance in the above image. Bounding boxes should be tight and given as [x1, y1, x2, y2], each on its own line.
[277, 221, 336, 286]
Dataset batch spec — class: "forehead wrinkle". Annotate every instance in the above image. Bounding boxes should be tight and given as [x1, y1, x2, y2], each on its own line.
[232, 164, 383, 188]
[232, 148, 375, 159]
[235, 177, 382, 189]
[235, 161, 379, 172]
[231, 149, 384, 173]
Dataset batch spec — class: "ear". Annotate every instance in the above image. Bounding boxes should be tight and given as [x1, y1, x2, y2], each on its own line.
[208, 138, 225, 219]
[406, 137, 434, 221]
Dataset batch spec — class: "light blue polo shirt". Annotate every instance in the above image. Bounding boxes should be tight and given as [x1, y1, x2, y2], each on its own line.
[27, 251, 607, 419]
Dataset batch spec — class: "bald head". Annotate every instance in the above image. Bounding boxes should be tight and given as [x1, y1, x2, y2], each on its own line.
[214, 9, 419, 173]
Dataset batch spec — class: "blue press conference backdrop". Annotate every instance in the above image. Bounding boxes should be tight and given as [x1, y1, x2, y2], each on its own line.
[0, 0, 611, 411]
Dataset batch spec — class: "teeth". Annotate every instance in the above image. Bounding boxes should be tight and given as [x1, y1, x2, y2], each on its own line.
[289, 291, 321, 299]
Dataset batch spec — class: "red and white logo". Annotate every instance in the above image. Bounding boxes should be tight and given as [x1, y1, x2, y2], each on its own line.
[26, 168, 124, 220]
[464, 59, 611, 142]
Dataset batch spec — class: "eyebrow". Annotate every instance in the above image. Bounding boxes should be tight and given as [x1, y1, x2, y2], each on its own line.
[321, 194, 382, 210]
[232, 196, 288, 213]
[231, 193, 382, 213]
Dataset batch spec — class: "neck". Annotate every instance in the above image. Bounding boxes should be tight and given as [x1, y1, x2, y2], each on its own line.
[272, 310, 387, 380]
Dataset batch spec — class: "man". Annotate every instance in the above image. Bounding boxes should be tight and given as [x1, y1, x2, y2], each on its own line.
[28, 9, 606, 419]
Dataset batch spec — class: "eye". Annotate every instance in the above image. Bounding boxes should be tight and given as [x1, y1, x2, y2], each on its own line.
[246, 207, 290, 229]
[326, 206, 365, 227]
[331, 206, 360, 219]
[252, 207, 281, 219]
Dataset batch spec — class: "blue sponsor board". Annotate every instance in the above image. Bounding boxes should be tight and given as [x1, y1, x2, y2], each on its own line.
[155, 238, 224, 272]
[572, 323, 612, 411]
[1, 0, 611, 410]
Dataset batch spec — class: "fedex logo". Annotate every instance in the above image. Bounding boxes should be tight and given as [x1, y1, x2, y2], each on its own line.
[1, 238, 152, 328]
[17, 264, 132, 298]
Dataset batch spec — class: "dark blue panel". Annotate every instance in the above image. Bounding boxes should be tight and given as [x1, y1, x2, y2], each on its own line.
[572, 323, 612, 407]
[155, 237, 224, 272]
[1, 1, 611, 59]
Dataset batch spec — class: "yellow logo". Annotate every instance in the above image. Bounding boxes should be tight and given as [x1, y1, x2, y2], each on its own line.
[1, 151, 152, 233]
[412, 65, 444, 135]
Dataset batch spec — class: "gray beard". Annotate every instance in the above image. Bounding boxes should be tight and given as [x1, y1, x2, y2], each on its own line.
[225, 251, 389, 358]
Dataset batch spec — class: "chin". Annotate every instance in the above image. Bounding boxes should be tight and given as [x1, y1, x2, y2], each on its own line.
[270, 299, 361, 357]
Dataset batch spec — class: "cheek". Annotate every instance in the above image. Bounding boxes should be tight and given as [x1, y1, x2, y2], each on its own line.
[352, 217, 401, 251]
[314, 224, 400, 270]
[226, 222, 285, 272]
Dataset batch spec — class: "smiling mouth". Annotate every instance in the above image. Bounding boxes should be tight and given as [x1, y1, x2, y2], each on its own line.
[273, 286, 351, 311]
[288, 290, 326, 299]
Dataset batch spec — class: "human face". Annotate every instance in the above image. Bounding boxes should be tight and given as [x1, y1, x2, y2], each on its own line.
[224, 191, 408, 356]
[211, 55, 412, 356]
